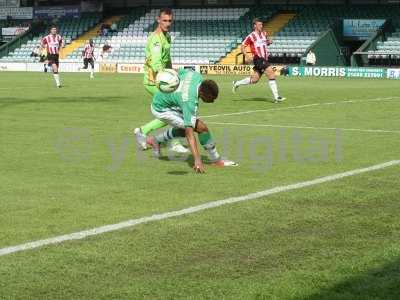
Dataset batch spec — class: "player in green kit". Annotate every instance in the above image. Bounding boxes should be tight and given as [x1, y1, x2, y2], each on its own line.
[145, 69, 238, 173]
[134, 8, 188, 154]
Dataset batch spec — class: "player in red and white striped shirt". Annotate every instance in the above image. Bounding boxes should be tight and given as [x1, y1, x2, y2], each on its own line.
[41, 26, 64, 88]
[81, 39, 95, 79]
[233, 18, 285, 102]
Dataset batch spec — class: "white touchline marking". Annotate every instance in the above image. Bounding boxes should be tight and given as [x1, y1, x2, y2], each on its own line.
[208, 122, 400, 134]
[0, 86, 52, 90]
[201, 96, 400, 119]
[1, 160, 399, 257]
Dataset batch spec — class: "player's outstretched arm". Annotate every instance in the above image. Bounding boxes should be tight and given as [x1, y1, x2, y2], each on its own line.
[185, 127, 205, 173]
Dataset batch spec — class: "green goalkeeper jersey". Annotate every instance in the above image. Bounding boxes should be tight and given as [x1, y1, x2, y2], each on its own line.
[152, 69, 203, 128]
[143, 30, 172, 86]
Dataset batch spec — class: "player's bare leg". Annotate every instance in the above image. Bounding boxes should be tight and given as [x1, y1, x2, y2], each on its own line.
[52, 63, 61, 88]
[90, 65, 94, 79]
[232, 72, 260, 93]
[89, 60, 95, 79]
[265, 67, 285, 103]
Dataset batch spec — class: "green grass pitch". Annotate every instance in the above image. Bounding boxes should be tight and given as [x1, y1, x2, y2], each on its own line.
[1, 72, 400, 299]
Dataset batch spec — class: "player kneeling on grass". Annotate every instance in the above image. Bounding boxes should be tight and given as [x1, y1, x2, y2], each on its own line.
[145, 69, 238, 173]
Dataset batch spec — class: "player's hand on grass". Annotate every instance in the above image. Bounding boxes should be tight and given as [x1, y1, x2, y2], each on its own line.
[193, 159, 205, 173]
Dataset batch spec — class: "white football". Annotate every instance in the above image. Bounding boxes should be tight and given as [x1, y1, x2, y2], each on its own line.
[156, 69, 180, 93]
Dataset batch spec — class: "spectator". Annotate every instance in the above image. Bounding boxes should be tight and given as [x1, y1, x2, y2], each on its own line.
[40, 47, 48, 72]
[110, 22, 117, 33]
[306, 50, 316, 66]
[6, 15, 12, 26]
[52, 16, 59, 26]
[100, 41, 112, 60]
[100, 23, 111, 36]
[30, 46, 41, 60]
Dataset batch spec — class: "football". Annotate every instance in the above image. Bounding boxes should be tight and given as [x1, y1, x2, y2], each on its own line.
[156, 69, 180, 93]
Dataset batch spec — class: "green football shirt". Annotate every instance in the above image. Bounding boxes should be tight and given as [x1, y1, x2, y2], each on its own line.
[152, 69, 203, 128]
[143, 30, 172, 86]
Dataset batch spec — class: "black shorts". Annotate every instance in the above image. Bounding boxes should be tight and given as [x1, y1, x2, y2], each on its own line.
[253, 56, 270, 75]
[47, 54, 59, 67]
[83, 58, 94, 69]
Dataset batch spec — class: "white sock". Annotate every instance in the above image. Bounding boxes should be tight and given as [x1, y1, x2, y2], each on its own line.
[90, 69, 94, 77]
[203, 143, 220, 162]
[235, 77, 252, 87]
[207, 146, 220, 162]
[53, 73, 61, 87]
[268, 79, 279, 99]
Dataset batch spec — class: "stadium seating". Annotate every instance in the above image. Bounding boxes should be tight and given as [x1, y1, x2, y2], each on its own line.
[221, 5, 284, 65]
[0, 20, 7, 37]
[0, 19, 31, 42]
[367, 18, 400, 66]
[270, 5, 400, 64]
[66, 8, 251, 64]
[2, 5, 400, 66]
[0, 20, 7, 42]
[0, 13, 100, 62]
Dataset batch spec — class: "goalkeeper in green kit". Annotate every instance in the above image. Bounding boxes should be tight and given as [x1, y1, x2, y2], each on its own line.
[145, 68, 238, 173]
[134, 8, 188, 154]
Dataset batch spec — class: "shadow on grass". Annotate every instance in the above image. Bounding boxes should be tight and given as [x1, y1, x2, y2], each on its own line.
[159, 154, 209, 163]
[167, 171, 189, 176]
[304, 258, 400, 300]
[0, 96, 123, 111]
[158, 154, 214, 172]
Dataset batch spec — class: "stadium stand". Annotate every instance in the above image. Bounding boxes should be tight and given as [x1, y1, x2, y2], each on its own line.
[220, 4, 326, 64]
[367, 18, 400, 66]
[0, 19, 8, 42]
[64, 8, 149, 62]
[0, 19, 31, 42]
[0, 13, 100, 62]
[2, 5, 400, 66]
[65, 8, 251, 64]
[61, 15, 122, 59]
[220, 6, 282, 64]
[264, 5, 400, 64]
